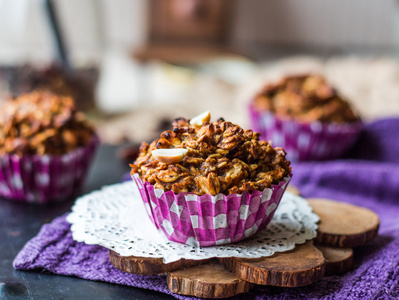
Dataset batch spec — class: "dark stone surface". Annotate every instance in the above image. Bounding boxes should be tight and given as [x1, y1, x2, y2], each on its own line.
[0, 145, 175, 300]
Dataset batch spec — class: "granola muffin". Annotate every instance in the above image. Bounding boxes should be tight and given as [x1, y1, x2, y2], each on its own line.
[0, 91, 98, 203]
[250, 74, 363, 161]
[131, 112, 291, 246]
[3, 63, 97, 111]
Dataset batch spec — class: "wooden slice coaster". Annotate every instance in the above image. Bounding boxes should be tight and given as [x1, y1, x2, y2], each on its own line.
[167, 263, 254, 299]
[315, 245, 353, 276]
[108, 198, 379, 298]
[308, 199, 379, 248]
[219, 241, 326, 287]
[109, 251, 210, 275]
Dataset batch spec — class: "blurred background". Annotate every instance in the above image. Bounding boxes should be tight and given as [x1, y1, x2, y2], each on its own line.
[1, 0, 399, 145]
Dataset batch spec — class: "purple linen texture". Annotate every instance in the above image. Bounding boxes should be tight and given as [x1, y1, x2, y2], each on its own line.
[132, 174, 290, 247]
[14, 119, 399, 299]
[0, 137, 98, 204]
[249, 105, 363, 161]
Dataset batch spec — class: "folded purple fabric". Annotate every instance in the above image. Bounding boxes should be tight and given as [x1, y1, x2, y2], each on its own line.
[14, 118, 399, 299]
[13, 214, 187, 299]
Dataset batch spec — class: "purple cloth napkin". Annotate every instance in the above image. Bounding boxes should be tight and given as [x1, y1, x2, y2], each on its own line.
[14, 119, 399, 299]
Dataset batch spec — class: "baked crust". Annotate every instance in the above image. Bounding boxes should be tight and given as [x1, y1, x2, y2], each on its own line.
[252, 74, 360, 123]
[131, 118, 291, 196]
[0, 91, 95, 156]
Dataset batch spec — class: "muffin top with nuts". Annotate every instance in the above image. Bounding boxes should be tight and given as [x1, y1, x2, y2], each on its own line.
[0, 91, 95, 156]
[252, 74, 360, 123]
[131, 112, 292, 196]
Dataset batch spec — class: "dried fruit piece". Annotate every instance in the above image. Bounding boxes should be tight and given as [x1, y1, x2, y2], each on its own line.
[152, 148, 188, 164]
[207, 172, 220, 195]
[190, 111, 211, 127]
[157, 170, 181, 182]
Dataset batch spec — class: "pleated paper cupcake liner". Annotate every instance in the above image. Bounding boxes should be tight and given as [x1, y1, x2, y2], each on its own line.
[249, 105, 363, 161]
[0, 137, 99, 204]
[132, 174, 290, 247]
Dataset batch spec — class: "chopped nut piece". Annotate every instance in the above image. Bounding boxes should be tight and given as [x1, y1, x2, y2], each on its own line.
[152, 148, 188, 164]
[189, 111, 211, 127]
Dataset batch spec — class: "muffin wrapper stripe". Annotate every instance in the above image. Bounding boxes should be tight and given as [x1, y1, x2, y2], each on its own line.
[249, 104, 363, 161]
[0, 137, 98, 204]
[132, 174, 290, 247]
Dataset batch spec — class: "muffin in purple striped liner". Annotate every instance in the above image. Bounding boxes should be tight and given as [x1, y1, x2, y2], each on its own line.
[130, 112, 292, 247]
[0, 137, 98, 204]
[249, 107, 363, 161]
[249, 74, 363, 161]
[0, 91, 98, 204]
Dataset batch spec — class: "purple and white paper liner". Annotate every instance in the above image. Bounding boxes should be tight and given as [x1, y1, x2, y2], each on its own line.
[132, 174, 290, 247]
[0, 137, 98, 204]
[249, 105, 363, 161]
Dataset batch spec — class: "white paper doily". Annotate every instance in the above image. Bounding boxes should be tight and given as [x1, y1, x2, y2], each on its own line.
[67, 181, 319, 264]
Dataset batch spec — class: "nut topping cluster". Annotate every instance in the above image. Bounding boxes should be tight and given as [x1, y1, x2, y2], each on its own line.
[0, 91, 95, 156]
[253, 74, 360, 123]
[131, 116, 291, 196]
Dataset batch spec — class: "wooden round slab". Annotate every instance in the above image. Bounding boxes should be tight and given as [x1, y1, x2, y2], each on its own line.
[167, 263, 254, 299]
[220, 241, 326, 287]
[108, 198, 379, 298]
[308, 199, 379, 248]
[315, 245, 353, 275]
[109, 251, 210, 275]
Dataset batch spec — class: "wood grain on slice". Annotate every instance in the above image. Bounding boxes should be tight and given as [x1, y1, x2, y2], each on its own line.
[286, 185, 301, 196]
[308, 199, 379, 248]
[315, 245, 353, 275]
[220, 241, 325, 287]
[167, 263, 254, 299]
[109, 250, 209, 275]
